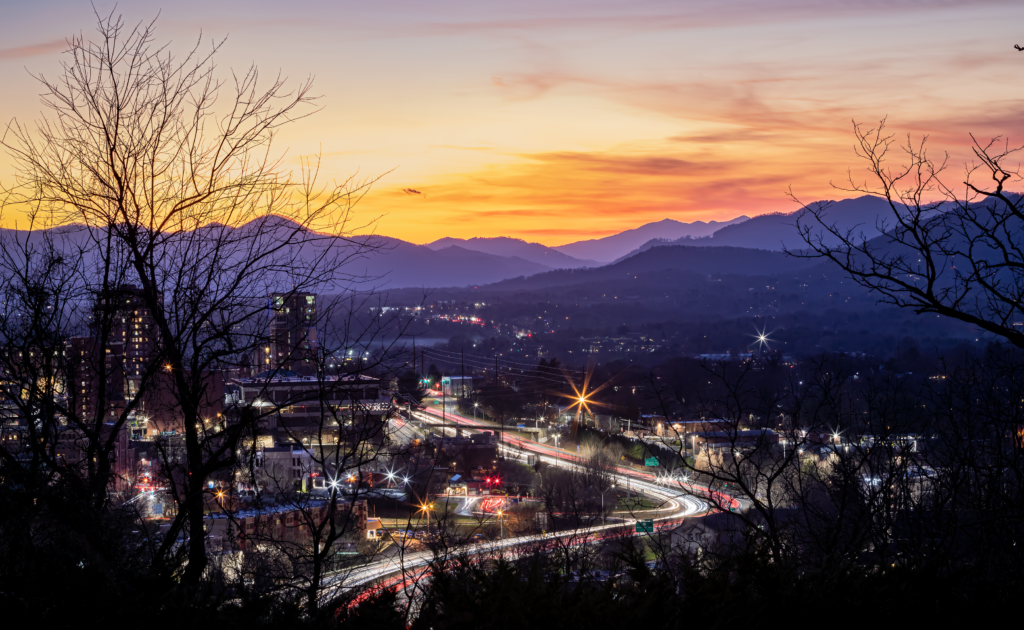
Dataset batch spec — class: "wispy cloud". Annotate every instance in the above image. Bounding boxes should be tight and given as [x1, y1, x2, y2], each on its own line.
[0, 39, 66, 61]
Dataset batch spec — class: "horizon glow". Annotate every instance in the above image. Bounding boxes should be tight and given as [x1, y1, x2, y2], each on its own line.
[1, 1, 1023, 246]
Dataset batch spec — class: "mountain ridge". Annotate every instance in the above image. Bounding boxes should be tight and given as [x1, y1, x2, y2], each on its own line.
[609, 195, 903, 260]
[425, 236, 600, 268]
[552, 216, 750, 262]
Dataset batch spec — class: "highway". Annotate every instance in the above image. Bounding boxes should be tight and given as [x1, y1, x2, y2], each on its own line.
[319, 400, 724, 602]
[412, 401, 737, 511]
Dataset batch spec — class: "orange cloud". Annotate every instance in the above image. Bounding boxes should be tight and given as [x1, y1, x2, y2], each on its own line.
[360, 139, 844, 245]
[0, 39, 66, 61]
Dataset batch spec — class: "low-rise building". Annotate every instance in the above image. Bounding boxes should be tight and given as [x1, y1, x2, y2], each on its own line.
[229, 371, 393, 444]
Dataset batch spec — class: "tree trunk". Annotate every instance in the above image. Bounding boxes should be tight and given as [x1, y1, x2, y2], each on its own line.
[182, 475, 209, 585]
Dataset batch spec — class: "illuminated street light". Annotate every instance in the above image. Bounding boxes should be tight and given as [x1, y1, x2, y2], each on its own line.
[751, 326, 772, 352]
[555, 361, 618, 438]
[419, 502, 434, 534]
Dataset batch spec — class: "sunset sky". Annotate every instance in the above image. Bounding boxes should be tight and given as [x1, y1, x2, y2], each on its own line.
[1, 1, 1023, 245]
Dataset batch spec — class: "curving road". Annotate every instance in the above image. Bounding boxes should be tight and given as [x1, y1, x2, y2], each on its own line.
[413, 402, 738, 511]
[319, 401, 723, 601]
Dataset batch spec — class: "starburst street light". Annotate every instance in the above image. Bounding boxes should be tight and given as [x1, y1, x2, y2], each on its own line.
[751, 326, 772, 352]
[419, 502, 434, 534]
[556, 360, 616, 438]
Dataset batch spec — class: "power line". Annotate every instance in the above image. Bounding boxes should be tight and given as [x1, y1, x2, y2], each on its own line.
[419, 352, 574, 387]
[420, 347, 584, 380]
[422, 345, 584, 374]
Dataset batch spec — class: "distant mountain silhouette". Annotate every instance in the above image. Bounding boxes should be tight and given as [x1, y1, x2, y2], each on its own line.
[1, 195, 937, 293]
[351, 239, 553, 288]
[426, 236, 600, 268]
[0, 222, 554, 291]
[609, 195, 906, 260]
[485, 244, 816, 292]
[553, 216, 750, 263]
[702, 195, 897, 251]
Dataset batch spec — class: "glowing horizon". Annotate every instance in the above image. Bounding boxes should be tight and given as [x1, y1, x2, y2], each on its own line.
[2, 1, 1023, 246]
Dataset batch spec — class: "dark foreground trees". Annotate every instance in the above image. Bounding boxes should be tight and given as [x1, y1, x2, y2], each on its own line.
[0, 10, 402, 622]
[628, 118, 1024, 627]
[792, 118, 1024, 349]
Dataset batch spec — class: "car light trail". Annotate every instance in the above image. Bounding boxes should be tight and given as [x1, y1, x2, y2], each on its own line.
[319, 400, 724, 602]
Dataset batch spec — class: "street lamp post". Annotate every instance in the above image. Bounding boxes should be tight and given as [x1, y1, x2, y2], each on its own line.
[421, 502, 433, 535]
[498, 509, 503, 541]
[474, 402, 479, 421]
[589, 484, 609, 525]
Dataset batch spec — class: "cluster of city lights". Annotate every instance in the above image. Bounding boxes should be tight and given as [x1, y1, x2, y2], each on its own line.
[385, 467, 411, 487]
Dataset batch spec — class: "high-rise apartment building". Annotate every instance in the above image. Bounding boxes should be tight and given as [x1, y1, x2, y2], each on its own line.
[65, 336, 126, 423]
[93, 284, 162, 398]
[255, 293, 317, 374]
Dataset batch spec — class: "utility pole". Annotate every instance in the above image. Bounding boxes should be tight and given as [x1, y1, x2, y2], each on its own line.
[602, 489, 605, 525]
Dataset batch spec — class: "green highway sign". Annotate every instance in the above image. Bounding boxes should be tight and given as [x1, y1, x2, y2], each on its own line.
[644, 457, 659, 467]
[635, 519, 654, 533]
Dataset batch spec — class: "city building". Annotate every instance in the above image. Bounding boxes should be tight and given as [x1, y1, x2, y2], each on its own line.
[441, 375, 473, 398]
[255, 443, 315, 491]
[233, 499, 370, 552]
[693, 429, 780, 450]
[229, 371, 392, 444]
[93, 284, 162, 398]
[255, 292, 318, 374]
[65, 336, 126, 424]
